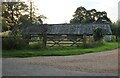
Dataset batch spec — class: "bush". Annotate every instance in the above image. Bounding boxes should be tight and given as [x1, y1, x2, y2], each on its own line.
[2, 31, 11, 37]
[29, 41, 42, 49]
[81, 39, 106, 48]
[2, 37, 28, 50]
[93, 28, 105, 41]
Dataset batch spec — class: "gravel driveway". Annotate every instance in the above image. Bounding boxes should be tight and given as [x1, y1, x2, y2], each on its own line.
[2, 49, 118, 76]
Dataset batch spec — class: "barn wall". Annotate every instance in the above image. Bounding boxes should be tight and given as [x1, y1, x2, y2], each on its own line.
[104, 35, 112, 41]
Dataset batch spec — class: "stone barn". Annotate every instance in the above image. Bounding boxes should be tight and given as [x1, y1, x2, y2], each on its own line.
[11, 24, 112, 47]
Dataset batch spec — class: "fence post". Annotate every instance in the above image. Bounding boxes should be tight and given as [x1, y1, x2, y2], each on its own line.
[42, 24, 47, 48]
[83, 33, 87, 47]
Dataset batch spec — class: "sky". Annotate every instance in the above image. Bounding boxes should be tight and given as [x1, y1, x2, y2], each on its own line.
[2, 0, 120, 24]
[30, 0, 119, 24]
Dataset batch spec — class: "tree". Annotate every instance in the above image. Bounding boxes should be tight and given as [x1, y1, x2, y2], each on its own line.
[2, 1, 47, 31]
[110, 23, 117, 35]
[2, 2, 29, 31]
[70, 6, 111, 24]
[111, 21, 120, 41]
[27, 2, 47, 25]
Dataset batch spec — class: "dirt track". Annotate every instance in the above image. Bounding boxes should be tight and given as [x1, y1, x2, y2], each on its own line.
[3, 49, 118, 75]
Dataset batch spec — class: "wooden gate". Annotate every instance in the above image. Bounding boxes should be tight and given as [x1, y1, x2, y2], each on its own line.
[47, 35, 83, 47]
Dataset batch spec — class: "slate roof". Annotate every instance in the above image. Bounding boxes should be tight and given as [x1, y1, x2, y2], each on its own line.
[12, 24, 112, 35]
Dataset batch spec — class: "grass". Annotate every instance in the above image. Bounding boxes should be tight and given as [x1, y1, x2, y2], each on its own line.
[2, 42, 119, 58]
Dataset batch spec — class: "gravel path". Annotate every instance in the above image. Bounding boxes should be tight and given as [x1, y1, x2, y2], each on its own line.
[2, 49, 118, 76]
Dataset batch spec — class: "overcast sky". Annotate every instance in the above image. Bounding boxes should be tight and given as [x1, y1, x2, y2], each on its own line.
[3, 0, 120, 24]
[30, 0, 119, 24]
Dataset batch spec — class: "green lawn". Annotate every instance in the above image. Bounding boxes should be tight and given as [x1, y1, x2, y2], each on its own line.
[2, 42, 119, 58]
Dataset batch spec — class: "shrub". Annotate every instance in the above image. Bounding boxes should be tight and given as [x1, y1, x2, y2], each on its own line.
[93, 28, 105, 41]
[2, 38, 15, 50]
[2, 37, 28, 50]
[14, 38, 28, 49]
[29, 40, 42, 49]
[2, 31, 11, 37]
[81, 39, 106, 48]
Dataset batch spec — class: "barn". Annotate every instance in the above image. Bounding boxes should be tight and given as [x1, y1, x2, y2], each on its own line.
[11, 23, 112, 47]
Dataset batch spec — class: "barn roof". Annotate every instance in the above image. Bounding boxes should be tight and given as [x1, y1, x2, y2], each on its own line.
[13, 24, 112, 35]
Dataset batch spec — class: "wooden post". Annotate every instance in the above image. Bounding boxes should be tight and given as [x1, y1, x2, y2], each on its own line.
[83, 33, 87, 47]
[42, 24, 47, 48]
